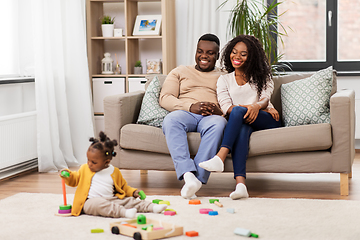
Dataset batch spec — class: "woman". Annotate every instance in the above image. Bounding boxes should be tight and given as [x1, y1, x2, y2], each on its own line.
[199, 35, 281, 199]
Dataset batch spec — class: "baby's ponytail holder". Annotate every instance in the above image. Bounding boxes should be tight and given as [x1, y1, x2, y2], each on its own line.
[112, 151, 116, 157]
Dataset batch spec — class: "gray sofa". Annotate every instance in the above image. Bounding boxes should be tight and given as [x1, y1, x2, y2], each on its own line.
[104, 72, 355, 196]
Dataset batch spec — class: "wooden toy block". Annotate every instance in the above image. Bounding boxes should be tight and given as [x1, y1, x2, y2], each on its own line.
[59, 204, 72, 210]
[165, 208, 176, 213]
[141, 224, 154, 230]
[189, 199, 201, 205]
[152, 199, 163, 204]
[208, 211, 218, 216]
[234, 227, 259, 238]
[209, 199, 219, 204]
[164, 211, 176, 216]
[58, 209, 71, 214]
[153, 227, 164, 230]
[226, 208, 235, 214]
[199, 208, 213, 214]
[158, 200, 170, 205]
[214, 201, 223, 207]
[138, 190, 146, 200]
[137, 214, 147, 224]
[91, 228, 104, 233]
[185, 231, 199, 237]
[110, 218, 183, 239]
[122, 224, 137, 228]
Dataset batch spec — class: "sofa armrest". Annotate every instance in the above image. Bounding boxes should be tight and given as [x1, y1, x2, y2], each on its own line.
[103, 91, 145, 143]
[330, 89, 355, 172]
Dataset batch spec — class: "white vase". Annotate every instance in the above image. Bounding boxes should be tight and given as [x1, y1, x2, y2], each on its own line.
[134, 67, 142, 74]
[102, 24, 114, 37]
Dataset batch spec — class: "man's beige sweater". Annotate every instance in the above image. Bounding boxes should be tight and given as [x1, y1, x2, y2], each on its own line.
[159, 65, 224, 112]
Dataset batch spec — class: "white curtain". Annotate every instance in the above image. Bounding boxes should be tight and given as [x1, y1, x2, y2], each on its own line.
[17, 0, 94, 172]
[175, 0, 237, 66]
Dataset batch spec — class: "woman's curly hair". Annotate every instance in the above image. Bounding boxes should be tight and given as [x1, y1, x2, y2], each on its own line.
[89, 131, 118, 159]
[220, 35, 272, 96]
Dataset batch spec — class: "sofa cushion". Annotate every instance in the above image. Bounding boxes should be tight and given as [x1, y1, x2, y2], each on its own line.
[281, 66, 333, 127]
[120, 123, 332, 156]
[136, 76, 169, 127]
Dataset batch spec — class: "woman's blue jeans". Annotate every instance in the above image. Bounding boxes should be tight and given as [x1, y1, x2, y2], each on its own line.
[221, 106, 281, 179]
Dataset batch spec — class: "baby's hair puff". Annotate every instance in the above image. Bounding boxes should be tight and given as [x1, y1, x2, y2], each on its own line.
[89, 131, 118, 159]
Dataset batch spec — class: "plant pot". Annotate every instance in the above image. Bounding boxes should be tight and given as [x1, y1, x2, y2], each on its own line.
[134, 67, 142, 74]
[102, 24, 114, 37]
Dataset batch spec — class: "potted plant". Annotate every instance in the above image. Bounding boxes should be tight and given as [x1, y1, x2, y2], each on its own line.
[218, 0, 291, 72]
[134, 60, 142, 74]
[101, 15, 115, 37]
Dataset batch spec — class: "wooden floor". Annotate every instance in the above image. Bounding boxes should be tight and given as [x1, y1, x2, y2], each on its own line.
[1, 153, 360, 201]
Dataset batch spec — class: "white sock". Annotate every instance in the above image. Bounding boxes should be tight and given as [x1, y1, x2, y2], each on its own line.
[229, 183, 249, 200]
[180, 172, 202, 199]
[153, 204, 168, 213]
[125, 208, 137, 218]
[199, 155, 224, 172]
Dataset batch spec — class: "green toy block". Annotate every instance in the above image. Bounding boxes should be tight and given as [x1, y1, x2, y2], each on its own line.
[209, 199, 219, 204]
[91, 228, 104, 233]
[137, 214, 146, 224]
[152, 199, 163, 204]
[61, 171, 70, 178]
[141, 224, 154, 230]
[138, 190, 146, 200]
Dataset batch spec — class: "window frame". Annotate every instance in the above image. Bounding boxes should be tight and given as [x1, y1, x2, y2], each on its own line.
[270, 0, 360, 75]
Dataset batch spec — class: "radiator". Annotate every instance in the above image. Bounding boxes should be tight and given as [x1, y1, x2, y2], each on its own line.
[0, 111, 37, 179]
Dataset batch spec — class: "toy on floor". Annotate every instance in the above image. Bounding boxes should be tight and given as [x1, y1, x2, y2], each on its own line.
[189, 199, 201, 205]
[234, 227, 259, 238]
[110, 218, 183, 239]
[56, 170, 72, 217]
[185, 231, 199, 237]
[91, 228, 104, 233]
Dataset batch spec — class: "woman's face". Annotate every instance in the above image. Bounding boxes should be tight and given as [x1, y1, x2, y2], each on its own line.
[230, 41, 248, 69]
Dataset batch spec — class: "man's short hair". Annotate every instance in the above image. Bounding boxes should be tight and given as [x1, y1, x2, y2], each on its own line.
[198, 33, 220, 47]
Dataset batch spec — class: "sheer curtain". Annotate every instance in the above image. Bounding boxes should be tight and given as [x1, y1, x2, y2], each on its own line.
[175, 0, 237, 66]
[18, 0, 94, 172]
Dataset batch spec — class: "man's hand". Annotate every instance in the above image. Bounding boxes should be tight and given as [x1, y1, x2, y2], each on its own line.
[264, 107, 280, 121]
[190, 102, 223, 116]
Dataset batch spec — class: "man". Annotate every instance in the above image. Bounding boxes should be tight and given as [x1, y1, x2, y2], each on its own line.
[159, 33, 227, 199]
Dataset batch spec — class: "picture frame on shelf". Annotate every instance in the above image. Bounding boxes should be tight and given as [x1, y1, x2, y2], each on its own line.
[146, 59, 162, 74]
[132, 15, 162, 36]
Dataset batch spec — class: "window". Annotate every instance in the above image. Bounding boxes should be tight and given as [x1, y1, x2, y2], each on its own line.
[0, 1, 18, 76]
[273, 0, 360, 74]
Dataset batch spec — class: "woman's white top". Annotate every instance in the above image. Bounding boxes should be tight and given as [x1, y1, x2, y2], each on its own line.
[88, 164, 115, 199]
[217, 71, 274, 115]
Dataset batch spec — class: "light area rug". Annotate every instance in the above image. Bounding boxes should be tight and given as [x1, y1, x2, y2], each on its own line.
[1, 193, 360, 240]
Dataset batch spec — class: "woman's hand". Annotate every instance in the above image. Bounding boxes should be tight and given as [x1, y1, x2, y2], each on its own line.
[239, 104, 261, 124]
[264, 107, 280, 121]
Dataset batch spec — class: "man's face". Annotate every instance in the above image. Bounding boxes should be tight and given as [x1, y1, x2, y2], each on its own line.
[195, 40, 219, 72]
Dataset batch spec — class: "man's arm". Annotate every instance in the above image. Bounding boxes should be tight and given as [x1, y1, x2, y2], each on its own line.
[159, 67, 193, 112]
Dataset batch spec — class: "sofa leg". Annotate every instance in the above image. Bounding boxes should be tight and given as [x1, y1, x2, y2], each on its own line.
[140, 170, 148, 175]
[340, 173, 349, 196]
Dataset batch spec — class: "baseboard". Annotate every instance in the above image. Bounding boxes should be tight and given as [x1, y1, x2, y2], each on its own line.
[0, 159, 38, 181]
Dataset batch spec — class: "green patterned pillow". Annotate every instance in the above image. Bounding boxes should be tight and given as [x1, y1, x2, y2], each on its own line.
[137, 76, 169, 127]
[281, 66, 333, 127]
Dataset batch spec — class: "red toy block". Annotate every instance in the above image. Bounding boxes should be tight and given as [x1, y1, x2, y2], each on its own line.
[186, 231, 199, 237]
